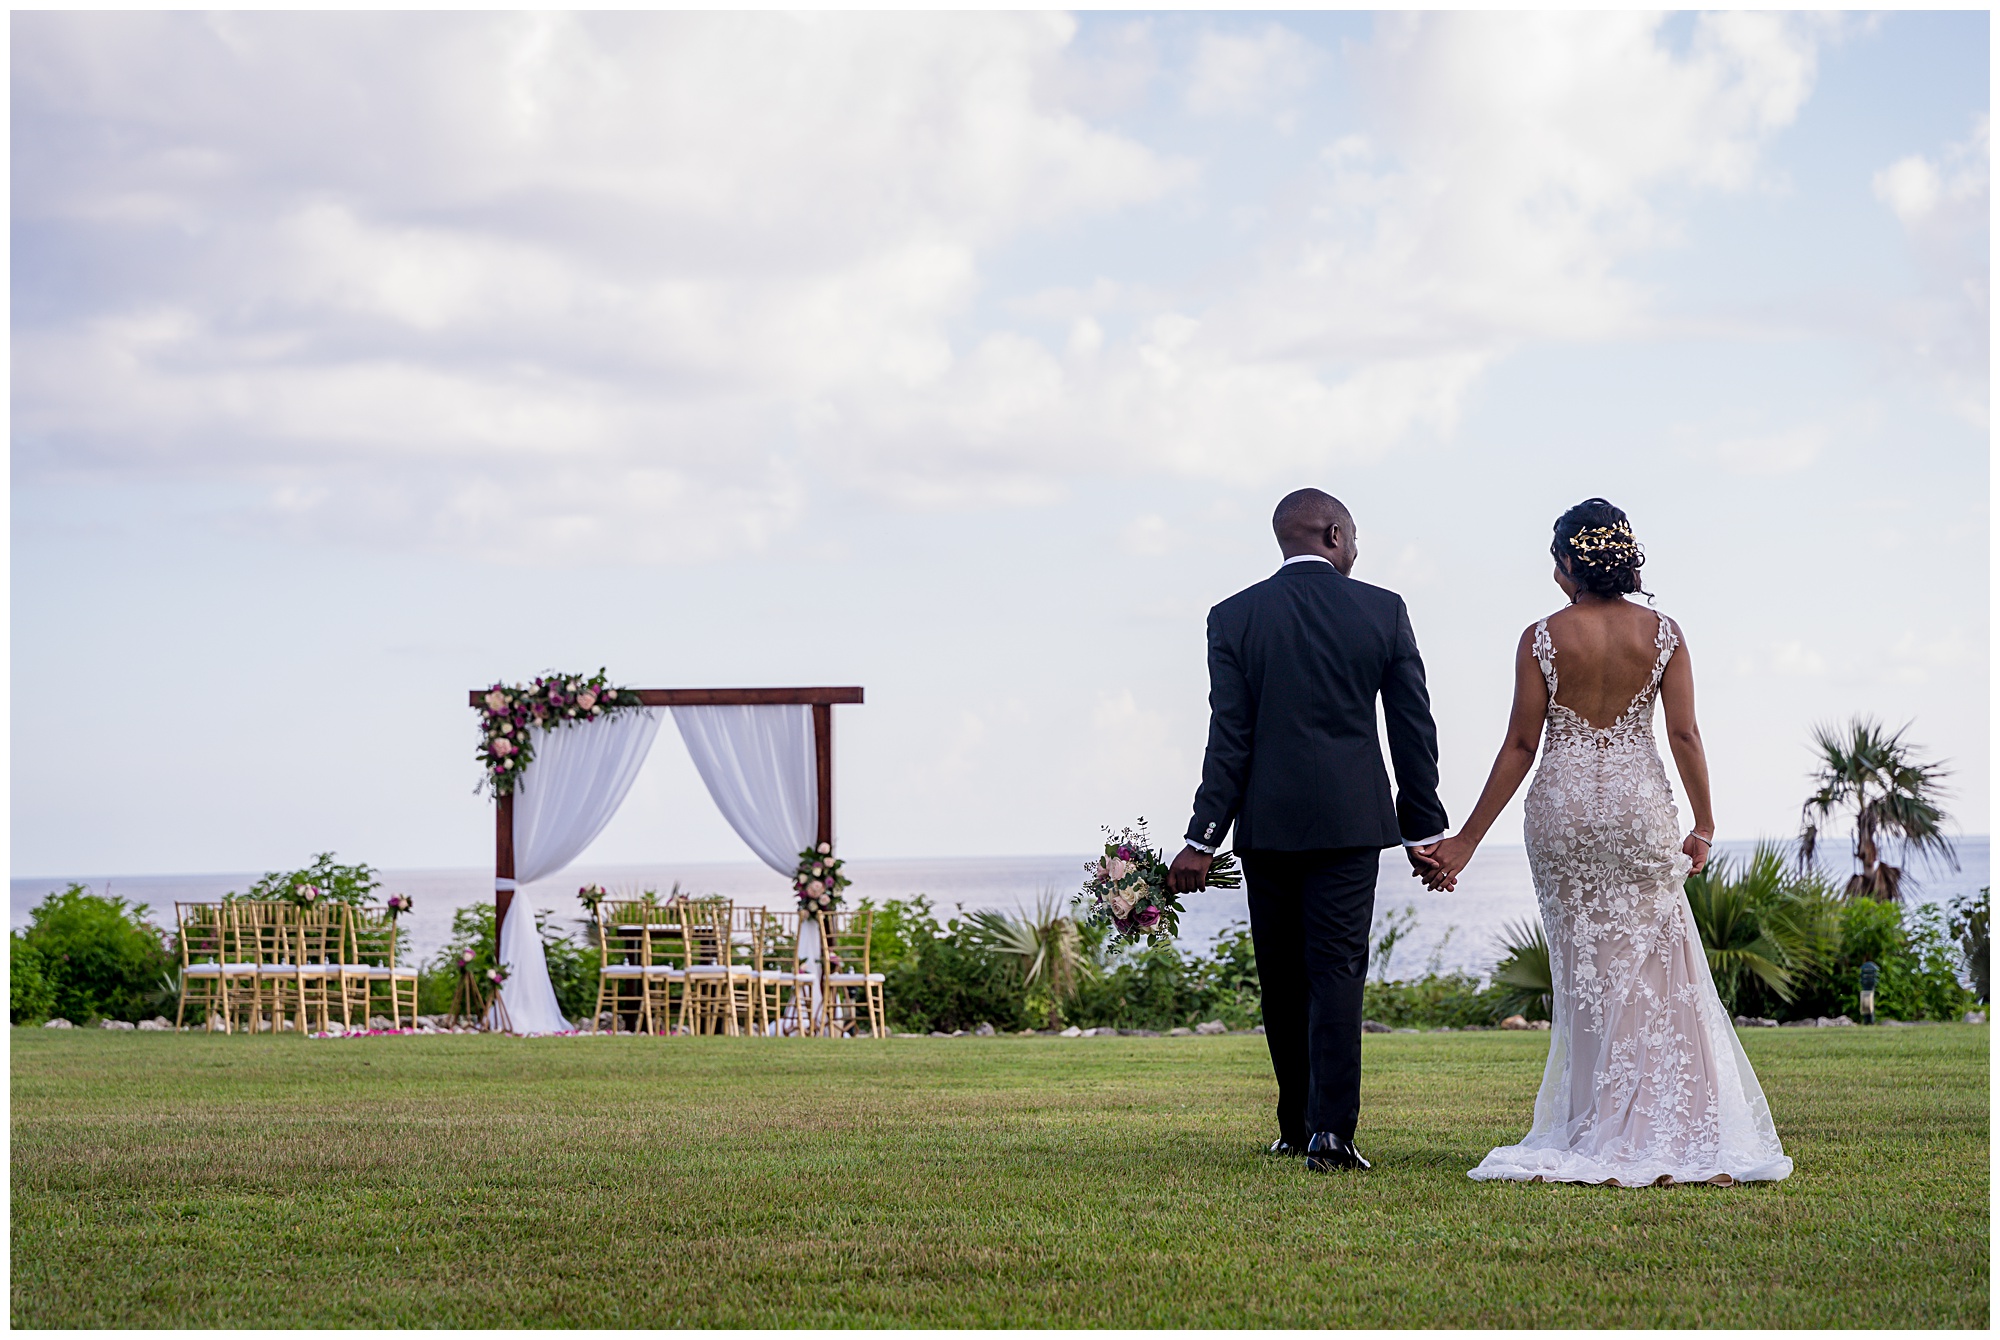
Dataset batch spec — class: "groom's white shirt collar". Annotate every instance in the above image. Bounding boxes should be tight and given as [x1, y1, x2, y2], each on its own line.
[1267, 550, 1447, 850]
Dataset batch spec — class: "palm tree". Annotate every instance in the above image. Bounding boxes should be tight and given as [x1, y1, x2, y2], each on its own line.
[1799, 717, 1955, 902]
[969, 890, 1093, 1028]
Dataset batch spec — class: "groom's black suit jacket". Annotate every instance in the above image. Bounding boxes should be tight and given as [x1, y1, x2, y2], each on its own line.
[1186, 560, 1448, 853]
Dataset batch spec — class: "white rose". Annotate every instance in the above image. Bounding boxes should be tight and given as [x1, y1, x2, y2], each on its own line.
[1108, 889, 1136, 919]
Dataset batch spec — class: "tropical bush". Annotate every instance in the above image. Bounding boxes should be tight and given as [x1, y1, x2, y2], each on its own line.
[1489, 918, 1552, 1022]
[1363, 972, 1511, 1029]
[1949, 888, 1988, 1003]
[16, 885, 173, 1024]
[238, 852, 381, 906]
[1799, 717, 1955, 901]
[11, 932, 58, 1024]
[1684, 844, 1841, 1017]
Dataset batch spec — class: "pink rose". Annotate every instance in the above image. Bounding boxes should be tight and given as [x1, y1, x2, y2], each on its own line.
[1136, 905, 1162, 930]
[491, 737, 514, 755]
[576, 691, 597, 710]
[817, 842, 831, 855]
[485, 690, 508, 711]
[807, 880, 825, 897]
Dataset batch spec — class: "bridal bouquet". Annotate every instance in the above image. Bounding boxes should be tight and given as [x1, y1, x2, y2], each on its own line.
[1076, 821, 1240, 948]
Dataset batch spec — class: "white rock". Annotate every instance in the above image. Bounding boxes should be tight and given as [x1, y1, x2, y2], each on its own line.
[1194, 1020, 1228, 1035]
[1059, 1025, 1083, 1037]
[43, 1017, 72, 1029]
[368, 1016, 394, 1030]
[1169, 1027, 1194, 1036]
[1361, 1020, 1393, 1034]
[100, 1019, 137, 1030]
[1500, 1015, 1532, 1031]
[137, 1018, 172, 1031]
[973, 1022, 996, 1037]
[1964, 1011, 1986, 1025]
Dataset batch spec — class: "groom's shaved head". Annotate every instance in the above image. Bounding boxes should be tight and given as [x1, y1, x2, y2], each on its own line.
[1272, 488, 1352, 546]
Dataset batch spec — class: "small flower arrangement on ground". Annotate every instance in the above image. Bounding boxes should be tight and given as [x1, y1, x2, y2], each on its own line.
[384, 894, 413, 919]
[793, 842, 848, 915]
[1077, 820, 1241, 948]
[486, 964, 510, 988]
[475, 669, 639, 795]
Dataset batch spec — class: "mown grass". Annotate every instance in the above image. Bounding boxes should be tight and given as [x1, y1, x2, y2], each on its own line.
[10, 1025, 1987, 1328]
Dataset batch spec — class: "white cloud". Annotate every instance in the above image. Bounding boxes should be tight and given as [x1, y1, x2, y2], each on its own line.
[1870, 115, 1989, 423]
[14, 11, 1828, 562]
[1185, 24, 1322, 119]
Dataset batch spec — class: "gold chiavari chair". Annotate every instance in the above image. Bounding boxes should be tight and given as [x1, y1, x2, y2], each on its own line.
[292, 904, 345, 1033]
[342, 906, 418, 1030]
[239, 901, 295, 1033]
[680, 899, 755, 1035]
[174, 902, 230, 1032]
[644, 901, 693, 1035]
[820, 908, 885, 1038]
[593, 899, 656, 1034]
[756, 908, 818, 1037]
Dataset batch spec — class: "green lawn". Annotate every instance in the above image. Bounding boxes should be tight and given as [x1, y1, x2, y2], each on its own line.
[11, 1025, 1988, 1328]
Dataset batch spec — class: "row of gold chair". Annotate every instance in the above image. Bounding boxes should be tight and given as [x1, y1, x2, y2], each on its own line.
[175, 901, 418, 1034]
[591, 899, 884, 1038]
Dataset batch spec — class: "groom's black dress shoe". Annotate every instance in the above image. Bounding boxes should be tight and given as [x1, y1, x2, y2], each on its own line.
[1267, 1138, 1304, 1157]
[1304, 1132, 1371, 1172]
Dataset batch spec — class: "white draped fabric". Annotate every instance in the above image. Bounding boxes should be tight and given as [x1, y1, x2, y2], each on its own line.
[495, 708, 663, 1034]
[671, 705, 819, 876]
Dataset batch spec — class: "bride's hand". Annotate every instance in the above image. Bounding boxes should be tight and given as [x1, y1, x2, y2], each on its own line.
[1422, 834, 1477, 891]
[1682, 829, 1714, 874]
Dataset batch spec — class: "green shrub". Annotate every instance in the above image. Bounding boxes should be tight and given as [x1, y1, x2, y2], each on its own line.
[1949, 888, 1988, 1003]
[10, 932, 57, 1025]
[239, 852, 380, 906]
[1363, 973, 1509, 1029]
[19, 884, 173, 1024]
[879, 900, 1033, 1033]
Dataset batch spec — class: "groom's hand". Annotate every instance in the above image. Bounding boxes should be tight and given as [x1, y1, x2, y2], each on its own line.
[1168, 846, 1214, 894]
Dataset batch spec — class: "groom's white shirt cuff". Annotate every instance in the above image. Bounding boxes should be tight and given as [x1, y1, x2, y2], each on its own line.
[1404, 833, 1447, 848]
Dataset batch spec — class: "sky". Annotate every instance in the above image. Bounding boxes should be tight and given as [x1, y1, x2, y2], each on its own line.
[11, 11, 1989, 880]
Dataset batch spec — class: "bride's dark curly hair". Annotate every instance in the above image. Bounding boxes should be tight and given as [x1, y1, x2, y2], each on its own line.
[1551, 497, 1648, 598]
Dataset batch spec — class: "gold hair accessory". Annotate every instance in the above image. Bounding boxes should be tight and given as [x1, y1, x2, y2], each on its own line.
[1567, 521, 1639, 562]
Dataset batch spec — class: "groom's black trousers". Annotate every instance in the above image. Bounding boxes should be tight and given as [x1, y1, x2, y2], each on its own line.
[1242, 847, 1379, 1144]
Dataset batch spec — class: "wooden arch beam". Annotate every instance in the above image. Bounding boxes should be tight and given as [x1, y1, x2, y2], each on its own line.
[473, 686, 863, 928]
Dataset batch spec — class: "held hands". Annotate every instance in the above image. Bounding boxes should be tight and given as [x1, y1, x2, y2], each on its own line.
[1418, 834, 1477, 892]
[1168, 846, 1214, 895]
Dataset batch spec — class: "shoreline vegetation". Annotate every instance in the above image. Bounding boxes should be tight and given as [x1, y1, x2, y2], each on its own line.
[12, 857, 1984, 1035]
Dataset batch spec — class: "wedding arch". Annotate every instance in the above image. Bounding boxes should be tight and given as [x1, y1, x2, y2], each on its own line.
[465, 682, 864, 1033]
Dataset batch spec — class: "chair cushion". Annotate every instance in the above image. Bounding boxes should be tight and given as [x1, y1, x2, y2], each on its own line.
[642, 967, 687, 978]
[223, 964, 262, 975]
[600, 965, 645, 977]
[825, 972, 887, 984]
[684, 965, 754, 978]
[182, 964, 225, 976]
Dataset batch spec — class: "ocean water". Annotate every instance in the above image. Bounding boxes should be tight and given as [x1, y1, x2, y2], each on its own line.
[12, 837, 1987, 979]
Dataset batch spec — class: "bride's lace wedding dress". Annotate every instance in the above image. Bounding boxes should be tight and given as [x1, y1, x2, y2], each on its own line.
[1469, 610, 1793, 1187]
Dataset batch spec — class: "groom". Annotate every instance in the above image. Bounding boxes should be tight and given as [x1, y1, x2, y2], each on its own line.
[1168, 489, 1447, 1172]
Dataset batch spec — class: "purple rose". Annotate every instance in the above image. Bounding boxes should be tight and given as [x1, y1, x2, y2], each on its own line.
[1136, 905, 1162, 930]
[1118, 845, 1134, 860]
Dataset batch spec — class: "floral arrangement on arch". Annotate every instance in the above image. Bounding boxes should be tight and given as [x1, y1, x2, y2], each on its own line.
[476, 669, 639, 795]
[793, 843, 848, 915]
[1077, 820, 1240, 948]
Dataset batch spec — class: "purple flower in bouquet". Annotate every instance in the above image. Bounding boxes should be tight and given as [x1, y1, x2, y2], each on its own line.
[1135, 904, 1162, 931]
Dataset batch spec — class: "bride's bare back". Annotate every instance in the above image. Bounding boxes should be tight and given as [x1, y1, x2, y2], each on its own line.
[1543, 599, 1680, 730]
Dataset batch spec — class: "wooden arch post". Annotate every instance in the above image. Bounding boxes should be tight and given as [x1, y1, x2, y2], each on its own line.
[473, 686, 864, 930]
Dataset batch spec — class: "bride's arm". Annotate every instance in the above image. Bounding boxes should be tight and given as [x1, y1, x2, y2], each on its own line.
[1657, 619, 1716, 872]
[1422, 627, 1547, 889]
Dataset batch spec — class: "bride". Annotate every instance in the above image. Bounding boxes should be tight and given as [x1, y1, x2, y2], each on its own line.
[1420, 498, 1792, 1187]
